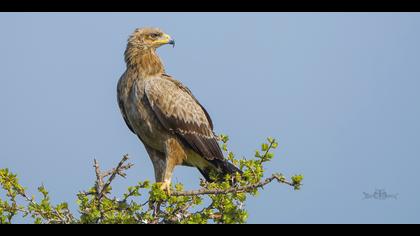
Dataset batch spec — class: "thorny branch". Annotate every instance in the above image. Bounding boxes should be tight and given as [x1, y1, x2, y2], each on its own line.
[0, 136, 303, 224]
[91, 154, 134, 223]
[0, 176, 74, 224]
[91, 155, 296, 199]
[20, 190, 73, 224]
[171, 174, 294, 197]
[94, 154, 134, 201]
[86, 154, 300, 224]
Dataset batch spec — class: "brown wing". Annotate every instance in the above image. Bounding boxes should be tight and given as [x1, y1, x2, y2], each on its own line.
[117, 72, 135, 133]
[144, 75, 223, 161]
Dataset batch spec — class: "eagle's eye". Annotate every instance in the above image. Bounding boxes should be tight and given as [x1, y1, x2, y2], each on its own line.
[150, 33, 160, 38]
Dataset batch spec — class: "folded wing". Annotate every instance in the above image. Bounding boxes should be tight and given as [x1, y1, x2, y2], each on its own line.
[144, 75, 224, 161]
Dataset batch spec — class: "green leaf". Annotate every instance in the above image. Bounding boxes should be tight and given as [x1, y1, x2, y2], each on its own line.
[272, 142, 279, 149]
[266, 152, 274, 160]
[261, 143, 269, 152]
[220, 134, 229, 143]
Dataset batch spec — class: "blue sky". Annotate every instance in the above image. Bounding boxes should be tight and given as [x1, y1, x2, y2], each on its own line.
[1, 13, 419, 223]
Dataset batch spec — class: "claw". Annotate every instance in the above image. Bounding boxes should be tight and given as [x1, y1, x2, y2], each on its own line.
[159, 181, 171, 196]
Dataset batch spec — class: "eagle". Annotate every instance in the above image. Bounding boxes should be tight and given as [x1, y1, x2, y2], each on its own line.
[117, 27, 241, 193]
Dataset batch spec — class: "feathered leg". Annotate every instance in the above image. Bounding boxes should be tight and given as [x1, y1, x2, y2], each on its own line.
[145, 138, 186, 195]
[144, 146, 170, 194]
[161, 138, 187, 195]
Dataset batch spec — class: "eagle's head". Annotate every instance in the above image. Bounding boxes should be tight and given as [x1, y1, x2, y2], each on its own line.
[127, 27, 175, 51]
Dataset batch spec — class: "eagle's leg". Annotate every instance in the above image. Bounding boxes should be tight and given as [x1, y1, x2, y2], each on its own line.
[145, 138, 186, 195]
[161, 138, 188, 195]
[144, 146, 170, 194]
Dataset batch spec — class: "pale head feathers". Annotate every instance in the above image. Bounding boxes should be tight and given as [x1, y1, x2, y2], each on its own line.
[124, 27, 172, 77]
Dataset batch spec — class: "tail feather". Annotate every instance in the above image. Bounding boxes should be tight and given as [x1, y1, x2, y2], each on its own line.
[198, 160, 242, 182]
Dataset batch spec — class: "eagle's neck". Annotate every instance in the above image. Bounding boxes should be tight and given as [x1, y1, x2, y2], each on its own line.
[125, 47, 165, 78]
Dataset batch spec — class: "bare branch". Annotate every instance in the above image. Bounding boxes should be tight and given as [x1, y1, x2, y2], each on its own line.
[90, 155, 134, 223]
[94, 154, 133, 201]
[94, 159, 104, 197]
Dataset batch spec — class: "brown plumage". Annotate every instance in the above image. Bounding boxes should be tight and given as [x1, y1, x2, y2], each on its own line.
[117, 27, 241, 192]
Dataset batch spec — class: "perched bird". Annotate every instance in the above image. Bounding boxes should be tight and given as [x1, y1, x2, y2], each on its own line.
[117, 27, 241, 193]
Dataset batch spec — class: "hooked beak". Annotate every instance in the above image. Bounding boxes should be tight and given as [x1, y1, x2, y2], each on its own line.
[168, 39, 175, 48]
[156, 33, 175, 48]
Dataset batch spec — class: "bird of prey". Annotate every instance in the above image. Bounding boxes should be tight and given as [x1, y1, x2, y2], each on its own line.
[117, 27, 241, 192]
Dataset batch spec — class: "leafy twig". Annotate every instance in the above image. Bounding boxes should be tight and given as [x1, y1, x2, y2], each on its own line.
[171, 174, 294, 197]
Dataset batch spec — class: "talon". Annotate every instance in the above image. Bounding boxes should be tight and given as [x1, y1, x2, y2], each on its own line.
[159, 181, 171, 196]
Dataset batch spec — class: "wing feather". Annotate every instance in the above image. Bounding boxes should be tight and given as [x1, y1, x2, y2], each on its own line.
[144, 75, 223, 161]
[117, 72, 135, 133]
